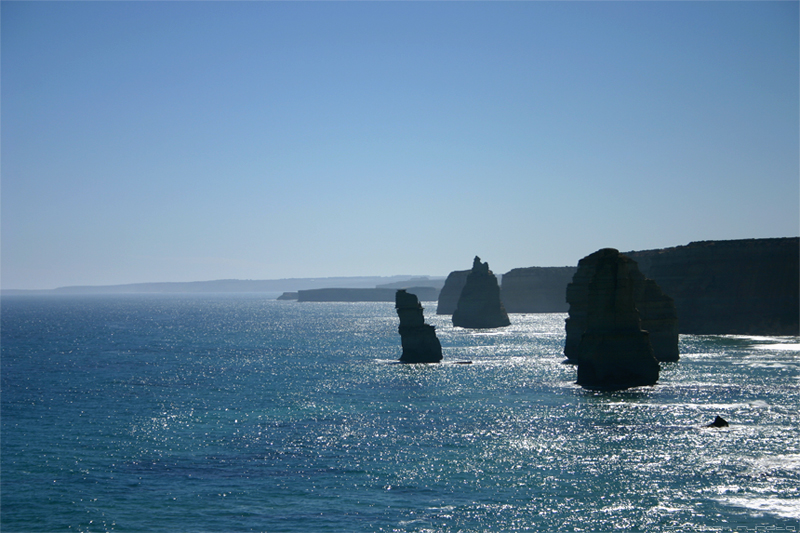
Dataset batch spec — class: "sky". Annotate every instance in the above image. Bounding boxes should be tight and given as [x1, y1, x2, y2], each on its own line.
[2, 1, 798, 290]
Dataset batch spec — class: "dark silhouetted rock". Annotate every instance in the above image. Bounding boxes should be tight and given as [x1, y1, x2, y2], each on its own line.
[436, 270, 470, 315]
[565, 251, 678, 363]
[566, 249, 660, 390]
[452, 257, 511, 329]
[501, 266, 577, 313]
[706, 416, 729, 428]
[396, 290, 443, 363]
[629, 269, 679, 362]
[627, 238, 799, 335]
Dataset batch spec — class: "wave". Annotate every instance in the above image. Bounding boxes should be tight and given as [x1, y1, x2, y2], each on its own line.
[717, 496, 800, 520]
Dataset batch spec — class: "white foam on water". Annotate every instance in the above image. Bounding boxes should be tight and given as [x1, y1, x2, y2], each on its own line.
[398, 519, 429, 526]
[741, 362, 796, 369]
[722, 335, 799, 343]
[713, 485, 744, 495]
[717, 496, 800, 519]
[648, 503, 690, 514]
[426, 505, 456, 512]
[599, 503, 636, 513]
[754, 343, 800, 351]
[751, 454, 800, 474]
[638, 401, 771, 411]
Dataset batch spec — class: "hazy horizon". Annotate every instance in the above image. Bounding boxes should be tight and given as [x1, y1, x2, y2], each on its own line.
[5, 236, 799, 293]
[1, 274, 446, 293]
[3, 2, 798, 291]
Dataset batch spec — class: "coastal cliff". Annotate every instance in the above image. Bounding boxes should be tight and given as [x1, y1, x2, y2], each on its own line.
[436, 270, 470, 315]
[626, 238, 799, 335]
[501, 267, 577, 313]
[452, 257, 511, 329]
[277, 292, 298, 300]
[297, 287, 439, 302]
[629, 269, 680, 362]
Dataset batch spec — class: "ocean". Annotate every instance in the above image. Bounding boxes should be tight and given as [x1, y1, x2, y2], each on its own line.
[1, 294, 798, 532]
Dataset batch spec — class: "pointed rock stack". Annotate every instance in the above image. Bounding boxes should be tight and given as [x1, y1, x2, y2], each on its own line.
[565, 248, 661, 390]
[396, 289, 443, 363]
[452, 257, 511, 329]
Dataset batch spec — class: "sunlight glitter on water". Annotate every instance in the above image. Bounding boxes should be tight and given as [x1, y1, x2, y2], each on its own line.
[755, 343, 800, 351]
[2, 297, 799, 532]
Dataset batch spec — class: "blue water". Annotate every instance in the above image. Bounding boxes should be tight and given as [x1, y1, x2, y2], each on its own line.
[2, 294, 799, 532]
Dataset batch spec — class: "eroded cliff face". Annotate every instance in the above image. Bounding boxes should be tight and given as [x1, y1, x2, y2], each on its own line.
[629, 270, 680, 362]
[436, 270, 470, 315]
[452, 257, 511, 329]
[500, 267, 577, 313]
[626, 238, 799, 335]
[396, 290, 443, 364]
[567, 249, 660, 390]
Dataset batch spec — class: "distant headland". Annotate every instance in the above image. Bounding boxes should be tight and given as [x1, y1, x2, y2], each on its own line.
[0, 276, 445, 297]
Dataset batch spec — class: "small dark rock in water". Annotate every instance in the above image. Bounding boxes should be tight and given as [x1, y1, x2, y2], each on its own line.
[706, 416, 729, 428]
[452, 256, 511, 329]
[396, 290, 443, 364]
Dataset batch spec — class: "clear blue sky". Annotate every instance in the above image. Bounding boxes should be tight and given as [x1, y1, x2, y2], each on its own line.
[2, 1, 798, 290]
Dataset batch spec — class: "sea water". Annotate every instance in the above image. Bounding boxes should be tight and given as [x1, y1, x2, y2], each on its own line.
[1, 294, 798, 532]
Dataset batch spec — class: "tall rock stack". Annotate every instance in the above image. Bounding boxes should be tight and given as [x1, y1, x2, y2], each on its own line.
[565, 250, 679, 363]
[396, 290, 443, 363]
[564, 261, 595, 362]
[452, 257, 511, 329]
[565, 249, 661, 390]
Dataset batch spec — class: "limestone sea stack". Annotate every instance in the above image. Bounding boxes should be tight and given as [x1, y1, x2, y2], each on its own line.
[565, 250, 679, 363]
[452, 257, 511, 329]
[396, 290, 443, 363]
[566, 249, 660, 390]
